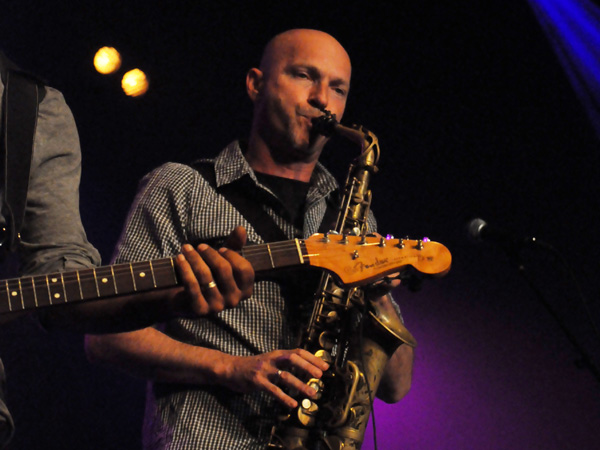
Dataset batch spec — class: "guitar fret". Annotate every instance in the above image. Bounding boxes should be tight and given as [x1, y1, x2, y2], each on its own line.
[92, 269, 101, 297]
[4, 280, 18, 312]
[46, 275, 52, 305]
[267, 244, 276, 268]
[96, 267, 117, 297]
[295, 239, 305, 264]
[169, 258, 177, 284]
[32, 277, 39, 308]
[129, 263, 137, 291]
[31, 275, 51, 308]
[60, 273, 68, 303]
[18, 279, 25, 310]
[76, 270, 84, 299]
[4, 281, 13, 312]
[149, 260, 157, 288]
[10, 280, 20, 310]
[21, 277, 37, 310]
[110, 266, 118, 295]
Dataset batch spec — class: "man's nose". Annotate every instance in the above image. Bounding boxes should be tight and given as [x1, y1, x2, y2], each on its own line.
[308, 82, 328, 110]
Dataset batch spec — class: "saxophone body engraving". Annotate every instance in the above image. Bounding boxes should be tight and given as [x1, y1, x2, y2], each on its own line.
[268, 112, 416, 449]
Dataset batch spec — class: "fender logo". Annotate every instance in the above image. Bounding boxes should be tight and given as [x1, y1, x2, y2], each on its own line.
[349, 257, 390, 273]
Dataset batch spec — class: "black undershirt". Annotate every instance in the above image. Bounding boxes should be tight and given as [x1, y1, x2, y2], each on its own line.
[254, 171, 310, 231]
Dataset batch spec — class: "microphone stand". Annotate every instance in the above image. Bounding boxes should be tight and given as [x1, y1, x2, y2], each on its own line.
[506, 240, 600, 384]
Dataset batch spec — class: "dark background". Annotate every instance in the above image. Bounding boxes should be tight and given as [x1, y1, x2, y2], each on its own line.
[1, 1, 599, 448]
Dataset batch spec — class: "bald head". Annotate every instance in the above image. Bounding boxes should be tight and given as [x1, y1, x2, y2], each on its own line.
[259, 29, 351, 81]
[244, 29, 352, 176]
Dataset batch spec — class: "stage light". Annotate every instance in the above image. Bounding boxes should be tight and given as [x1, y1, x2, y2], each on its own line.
[93, 47, 121, 74]
[121, 69, 149, 97]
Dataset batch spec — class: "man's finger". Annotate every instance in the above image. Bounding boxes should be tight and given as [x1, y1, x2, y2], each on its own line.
[174, 253, 209, 315]
[225, 226, 247, 251]
[218, 247, 254, 299]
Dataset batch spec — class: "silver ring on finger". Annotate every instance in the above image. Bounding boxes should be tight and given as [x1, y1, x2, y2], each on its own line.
[203, 280, 217, 290]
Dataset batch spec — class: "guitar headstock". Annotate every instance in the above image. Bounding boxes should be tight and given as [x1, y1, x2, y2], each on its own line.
[304, 233, 452, 287]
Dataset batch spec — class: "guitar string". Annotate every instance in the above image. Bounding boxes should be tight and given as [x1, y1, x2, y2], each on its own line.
[1, 242, 305, 306]
[3, 237, 409, 289]
[2, 238, 410, 307]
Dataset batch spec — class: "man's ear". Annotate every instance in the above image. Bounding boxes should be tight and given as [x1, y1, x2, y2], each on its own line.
[246, 68, 263, 102]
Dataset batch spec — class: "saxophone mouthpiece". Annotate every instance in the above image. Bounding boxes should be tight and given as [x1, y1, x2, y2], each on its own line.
[312, 109, 338, 137]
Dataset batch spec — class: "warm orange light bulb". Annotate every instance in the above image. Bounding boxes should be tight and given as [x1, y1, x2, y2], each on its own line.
[93, 47, 121, 74]
[121, 69, 149, 97]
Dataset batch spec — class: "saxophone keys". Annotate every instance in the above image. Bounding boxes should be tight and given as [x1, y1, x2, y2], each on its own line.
[307, 378, 325, 400]
[318, 332, 336, 350]
[301, 398, 313, 410]
[314, 349, 333, 365]
[320, 310, 338, 323]
[298, 399, 319, 426]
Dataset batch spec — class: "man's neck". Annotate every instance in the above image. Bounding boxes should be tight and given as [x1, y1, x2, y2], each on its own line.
[245, 135, 319, 183]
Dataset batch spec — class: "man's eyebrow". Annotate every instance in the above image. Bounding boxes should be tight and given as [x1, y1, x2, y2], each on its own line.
[293, 64, 350, 87]
[330, 77, 349, 88]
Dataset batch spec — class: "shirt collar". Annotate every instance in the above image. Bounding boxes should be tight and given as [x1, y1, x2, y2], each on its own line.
[213, 140, 339, 202]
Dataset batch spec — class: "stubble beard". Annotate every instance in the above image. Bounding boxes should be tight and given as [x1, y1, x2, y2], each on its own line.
[266, 114, 324, 164]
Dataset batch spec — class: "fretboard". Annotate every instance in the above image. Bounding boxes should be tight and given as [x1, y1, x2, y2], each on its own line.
[0, 239, 308, 314]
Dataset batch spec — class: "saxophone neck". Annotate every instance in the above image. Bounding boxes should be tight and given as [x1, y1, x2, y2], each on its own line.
[312, 110, 380, 168]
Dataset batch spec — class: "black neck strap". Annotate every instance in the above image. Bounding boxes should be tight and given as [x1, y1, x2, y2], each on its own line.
[191, 160, 340, 243]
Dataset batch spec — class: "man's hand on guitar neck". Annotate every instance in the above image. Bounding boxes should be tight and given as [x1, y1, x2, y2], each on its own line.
[41, 227, 254, 333]
[170, 226, 254, 317]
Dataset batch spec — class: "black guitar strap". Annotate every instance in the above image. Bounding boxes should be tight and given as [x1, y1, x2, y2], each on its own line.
[192, 160, 288, 243]
[191, 160, 340, 244]
[0, 52, 46, 254]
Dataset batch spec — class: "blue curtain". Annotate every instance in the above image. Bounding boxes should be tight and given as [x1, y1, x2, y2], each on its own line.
[528, 0, 600, 139]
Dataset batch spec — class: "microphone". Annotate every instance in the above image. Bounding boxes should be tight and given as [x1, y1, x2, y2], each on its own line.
[467, 218, 538, 249]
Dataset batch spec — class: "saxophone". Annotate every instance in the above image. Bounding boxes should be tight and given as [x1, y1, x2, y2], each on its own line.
[268, 111, 417, 449]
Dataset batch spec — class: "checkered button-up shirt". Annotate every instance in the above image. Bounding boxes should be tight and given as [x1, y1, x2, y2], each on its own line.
[114, 141, 378, 449]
